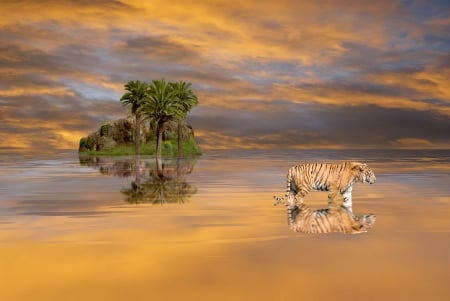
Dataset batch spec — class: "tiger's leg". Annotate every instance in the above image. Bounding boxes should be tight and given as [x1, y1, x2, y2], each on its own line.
[283, 178, 305, 206]
[288, 186, 310, 207]
[286, 190, 297, 206]
[342, 187, 353, 213]
[327, 186, 344, 210]
[286, 201, 300, 231]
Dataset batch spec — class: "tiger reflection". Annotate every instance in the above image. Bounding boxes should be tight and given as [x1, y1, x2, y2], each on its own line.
[284, 200, 376, 234]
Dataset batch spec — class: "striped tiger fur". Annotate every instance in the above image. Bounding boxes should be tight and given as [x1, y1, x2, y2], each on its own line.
[273, 162, 376, 212]
[286, 202, 376, 234]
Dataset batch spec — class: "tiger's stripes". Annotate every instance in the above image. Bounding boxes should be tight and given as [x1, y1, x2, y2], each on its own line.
[286, 202, 376, 234]
[273, 162, 376, 212]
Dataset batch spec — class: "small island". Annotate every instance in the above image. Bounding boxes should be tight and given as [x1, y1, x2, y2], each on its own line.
[79, 79, 201, 157]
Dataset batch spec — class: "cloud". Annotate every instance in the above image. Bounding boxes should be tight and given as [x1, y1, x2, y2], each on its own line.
[391, 138, 434, 149]
[0, 0, 448, 151]
[188, 102, 450, 149]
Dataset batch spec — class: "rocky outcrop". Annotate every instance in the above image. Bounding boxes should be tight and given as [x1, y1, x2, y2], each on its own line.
[161, 119, 196, 141]
[78, 117, 198, 153]
[79, 117, 148, 152]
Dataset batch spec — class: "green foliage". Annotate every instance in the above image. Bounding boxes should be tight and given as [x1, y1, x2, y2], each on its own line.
[79, 136, 95, 151]
[79, 137, 90, 151]
[80, 78, 201, 157]
[80, 135, 201, 157]
[141, 79, 185, 122]
[182, 136, 202, 155]
[162, 140, 174, 155]
[120, 80, 148, 114]
[170, 80, 199, 116]
[140, 78, 198, 158]
[120, 80, 149, 156]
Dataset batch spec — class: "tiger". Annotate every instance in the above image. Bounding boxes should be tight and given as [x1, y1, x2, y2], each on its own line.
[273, 162, 376, 212]
[286, 200, 376, 234]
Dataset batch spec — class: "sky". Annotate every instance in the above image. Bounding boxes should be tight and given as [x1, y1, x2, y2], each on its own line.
[0, 0, 449, 151]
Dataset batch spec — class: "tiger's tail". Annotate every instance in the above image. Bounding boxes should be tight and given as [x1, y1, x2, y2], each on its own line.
[273, 195, 286, 206]
[273, 168, 293, 206]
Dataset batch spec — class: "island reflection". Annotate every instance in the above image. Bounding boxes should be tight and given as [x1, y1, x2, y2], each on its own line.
[79, 155, 197, 204]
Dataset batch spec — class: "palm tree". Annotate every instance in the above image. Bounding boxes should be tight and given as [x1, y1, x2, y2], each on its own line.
[170, 80, 199, 157]
[141, 79, 184, 158]
[120, 80, 148, 157]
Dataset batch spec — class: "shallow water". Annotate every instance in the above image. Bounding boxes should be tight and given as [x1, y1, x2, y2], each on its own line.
[1, 149, 449, 300]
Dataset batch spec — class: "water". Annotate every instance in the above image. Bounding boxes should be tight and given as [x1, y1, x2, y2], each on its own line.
[1, 149, 449, 300]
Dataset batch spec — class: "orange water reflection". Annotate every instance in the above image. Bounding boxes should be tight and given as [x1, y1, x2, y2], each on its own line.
[1, 150, 450, 300]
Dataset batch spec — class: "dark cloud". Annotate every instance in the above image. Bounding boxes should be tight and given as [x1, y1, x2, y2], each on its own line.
[0, 0, 448, 150]
[122, 35, 201, 62]
[188, 102, 450, 148]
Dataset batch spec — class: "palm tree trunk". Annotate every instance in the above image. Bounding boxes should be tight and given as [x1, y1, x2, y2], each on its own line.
[135, 112, 141, 158]
[156, 155, 164, 178]
[177, 119, 183, 158]
[134, 152, 141, 192]
[156, 121, 163, 158]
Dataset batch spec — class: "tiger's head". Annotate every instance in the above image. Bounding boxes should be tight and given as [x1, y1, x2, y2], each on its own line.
[351, 213, 376, 233]
[353, 163, 376, 184]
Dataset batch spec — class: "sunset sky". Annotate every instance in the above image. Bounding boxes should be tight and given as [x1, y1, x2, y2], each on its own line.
[0, 0, 449, 151]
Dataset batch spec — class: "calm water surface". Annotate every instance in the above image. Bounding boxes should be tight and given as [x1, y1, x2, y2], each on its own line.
[1, 149, 449, 300]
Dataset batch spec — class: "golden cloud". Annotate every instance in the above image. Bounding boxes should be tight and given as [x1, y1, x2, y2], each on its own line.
[0, 87, 75, 97]
[390, 138, 434, 149]
[0, 0, 448, 151]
